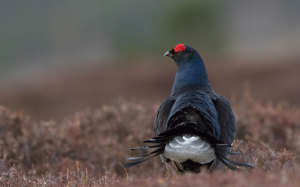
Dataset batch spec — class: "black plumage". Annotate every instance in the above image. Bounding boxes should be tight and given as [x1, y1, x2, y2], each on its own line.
[123, 44, 253, 174]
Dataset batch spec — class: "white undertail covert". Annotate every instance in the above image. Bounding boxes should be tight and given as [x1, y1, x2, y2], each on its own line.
[164, 135, 215, 164]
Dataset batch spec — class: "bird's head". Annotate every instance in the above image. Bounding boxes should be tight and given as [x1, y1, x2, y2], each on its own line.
[164, 44, 199, 66]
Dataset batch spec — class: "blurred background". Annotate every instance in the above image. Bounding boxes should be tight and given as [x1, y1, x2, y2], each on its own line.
[0, 0, 300, 121]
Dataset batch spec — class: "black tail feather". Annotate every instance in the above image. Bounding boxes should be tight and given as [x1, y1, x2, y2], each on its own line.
[131, 144, 165, 151]
[218, 153, 253, 168]
[215, 152, 239, 170]
[122, 133, 173, 167]
[122, 152, 163, 168]
[226, 152, 245, 156]
[123, 126, 253, 170]
[214, 146, 253, 170]
[143, 139, 170, 144]
[125, 147, 165, 161]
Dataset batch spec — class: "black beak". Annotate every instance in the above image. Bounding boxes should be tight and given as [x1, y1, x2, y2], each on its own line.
[164, 51, 173, 57]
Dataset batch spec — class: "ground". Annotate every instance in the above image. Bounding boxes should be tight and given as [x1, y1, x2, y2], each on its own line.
[0, 58, 299, 186]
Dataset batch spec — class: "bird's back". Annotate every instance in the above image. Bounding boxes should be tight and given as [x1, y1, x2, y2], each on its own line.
[166, 89, 220, 138]
[122, 45, 253, 173]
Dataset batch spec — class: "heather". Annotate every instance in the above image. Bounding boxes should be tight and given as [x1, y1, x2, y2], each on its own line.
[0, 94, 300, 186]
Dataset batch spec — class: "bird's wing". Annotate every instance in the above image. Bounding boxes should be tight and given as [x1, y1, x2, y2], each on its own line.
[209, 95, 236, 170]
[154, 97, 175, 136]
[165, 90, 220, 138]
[153, 97, 183, 175]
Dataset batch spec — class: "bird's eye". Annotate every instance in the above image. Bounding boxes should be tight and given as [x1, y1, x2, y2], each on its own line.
[178, 51, 183, 55]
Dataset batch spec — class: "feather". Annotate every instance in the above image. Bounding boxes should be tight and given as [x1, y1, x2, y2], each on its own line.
[125, 147, 165, 161]
[143, 139, 169, 144]
[131, 144, 165, 151]
[216, 153, 238, 171]
[122, 152, 162, 168]
[218, 153, 253, 167]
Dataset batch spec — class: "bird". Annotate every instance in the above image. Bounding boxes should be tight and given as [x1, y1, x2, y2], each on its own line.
[123, 44, 253, 175]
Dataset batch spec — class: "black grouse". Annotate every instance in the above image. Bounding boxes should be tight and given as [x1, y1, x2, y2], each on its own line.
[123, 44, 253, 174]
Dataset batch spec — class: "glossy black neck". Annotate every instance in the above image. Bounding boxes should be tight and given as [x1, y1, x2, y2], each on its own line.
[171, 53, 213, 96]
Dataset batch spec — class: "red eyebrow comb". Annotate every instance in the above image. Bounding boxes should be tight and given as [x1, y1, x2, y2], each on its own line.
[174, 44, 185, 52]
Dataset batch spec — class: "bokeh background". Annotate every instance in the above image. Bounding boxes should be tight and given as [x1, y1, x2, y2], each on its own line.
[1, 0, 300, 121]
[0, 1, 300, 186]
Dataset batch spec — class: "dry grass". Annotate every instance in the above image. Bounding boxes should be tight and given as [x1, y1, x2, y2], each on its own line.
[0, 94, 300, 186]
